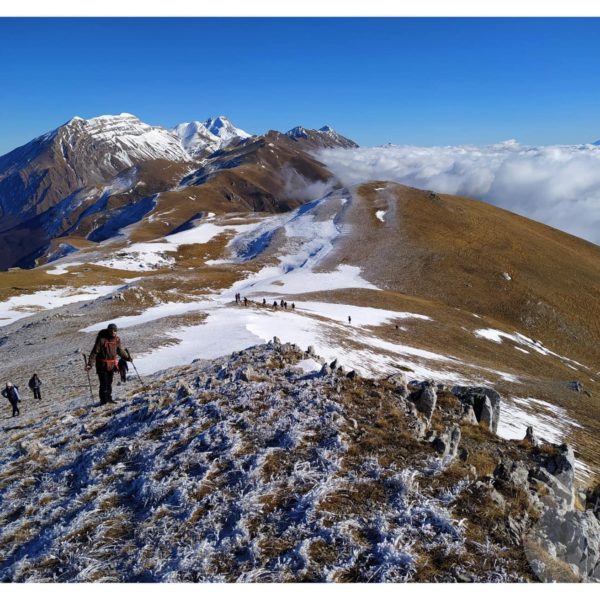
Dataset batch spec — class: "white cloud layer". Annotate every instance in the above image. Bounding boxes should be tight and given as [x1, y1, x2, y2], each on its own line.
[317, 141, 600, 245]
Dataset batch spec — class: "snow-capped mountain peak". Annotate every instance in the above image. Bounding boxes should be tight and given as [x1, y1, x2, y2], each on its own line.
[203, 115, 251, 142]
[286, 126, 309, 139]
[56, 112, 191, 167]
[172, 116, 251, 157]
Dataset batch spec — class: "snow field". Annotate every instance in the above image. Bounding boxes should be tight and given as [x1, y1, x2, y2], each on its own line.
[0, 284, 127, 327]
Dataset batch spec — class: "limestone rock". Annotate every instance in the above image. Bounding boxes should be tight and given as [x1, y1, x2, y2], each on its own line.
[411, 381, 437, 422]
[451, 385, 501, 434]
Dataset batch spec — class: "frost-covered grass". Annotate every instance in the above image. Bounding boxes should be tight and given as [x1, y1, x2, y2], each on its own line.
[0, 342, 531, 583]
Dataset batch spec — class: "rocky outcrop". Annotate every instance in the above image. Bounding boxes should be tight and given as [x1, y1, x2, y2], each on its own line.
[451, 386, 501, 433]
[410, 380, 437, 422]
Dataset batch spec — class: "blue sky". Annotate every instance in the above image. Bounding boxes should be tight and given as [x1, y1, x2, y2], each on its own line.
[1, 17, 600, 154]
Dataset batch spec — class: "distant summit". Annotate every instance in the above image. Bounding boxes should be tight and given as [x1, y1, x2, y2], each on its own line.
[172, 116, 251, 158]
[285, 125, 358, 149]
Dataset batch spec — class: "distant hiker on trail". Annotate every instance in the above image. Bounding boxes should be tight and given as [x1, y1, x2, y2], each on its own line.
[272, 301, 278, 309]
[28, 373, 42, 400]
[262, 298, 266, 306]
[2, 382, 21, 417]
[244, 296, 248, 307]
[117, 358, 129, 384]
[280, 299, 285, 308]
[348, 316, 352, 324]
[284, 301, 288, 310]
[291, 303, 295, 310]
[86, 323, 131, 405]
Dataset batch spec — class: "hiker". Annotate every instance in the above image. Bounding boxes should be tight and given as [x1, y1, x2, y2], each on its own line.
[28, 373, 42, 400]
[86, 323, 131, 405]
[262, 298, 266, 306]
[117, 357, 129, 384]
[272, 301, 278, 309]
[348, 316, 352, 324]
[284, 301, 288, 310]
[280, 299, 284, 308]
[291, 302, 295, 310]
[2, 382, 21, 417]
[244, 296, 248, 307]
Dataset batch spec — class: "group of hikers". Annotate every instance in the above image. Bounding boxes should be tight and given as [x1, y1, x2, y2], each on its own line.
[3, 323, 134, 418]
[4, 302, 360, 418]
[235, 294, 296, 311]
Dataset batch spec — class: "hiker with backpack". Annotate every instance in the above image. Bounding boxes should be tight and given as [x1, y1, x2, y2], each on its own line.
[85, 323, 131, 405]
[2, 382, 21, 417]
[28, 373, 42, 400]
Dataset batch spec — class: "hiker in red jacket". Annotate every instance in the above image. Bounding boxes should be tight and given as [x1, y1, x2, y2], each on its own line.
[86, 323, 130, 405]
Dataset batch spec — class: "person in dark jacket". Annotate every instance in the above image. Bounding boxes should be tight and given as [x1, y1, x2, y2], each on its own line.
[2, 382, 21, 417]
[28, 373, 42, 400]
[86, 323, 130, 405]
[117, 357, 129, 384]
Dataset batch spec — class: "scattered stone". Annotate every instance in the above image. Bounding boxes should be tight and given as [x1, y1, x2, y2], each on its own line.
[176, 381, 193, 400]
[236, 366, 256, 382]
[451, 386, 501, 434]
[346, 370, 358, 380]
[411, 380, 437, 422]
[524, 425, 539, 446]
[432, 425, 461, 460]
[319, 363, 332, 376]
[567, 380, 584, 393]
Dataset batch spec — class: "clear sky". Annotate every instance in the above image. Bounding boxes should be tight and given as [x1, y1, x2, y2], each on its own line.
[1, 17, 600, 155]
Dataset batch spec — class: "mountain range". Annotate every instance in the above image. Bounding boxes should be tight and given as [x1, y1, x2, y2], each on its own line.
[0, 113, 356, 271]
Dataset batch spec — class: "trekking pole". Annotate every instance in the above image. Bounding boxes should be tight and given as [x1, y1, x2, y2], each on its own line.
[82, 353, 95, 404]
[125, 349, 149, 394]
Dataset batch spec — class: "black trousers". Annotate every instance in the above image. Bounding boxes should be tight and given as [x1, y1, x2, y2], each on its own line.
[32, 387, 41, 400]
[97, 370, 115, 404]
[10, 400, 19, 417]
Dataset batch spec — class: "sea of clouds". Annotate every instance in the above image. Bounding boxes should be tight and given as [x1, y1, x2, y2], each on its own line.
[317, 141, 600, 245]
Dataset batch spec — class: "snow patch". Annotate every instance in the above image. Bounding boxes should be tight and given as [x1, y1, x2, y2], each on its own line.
[0, 284, 127, 327]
